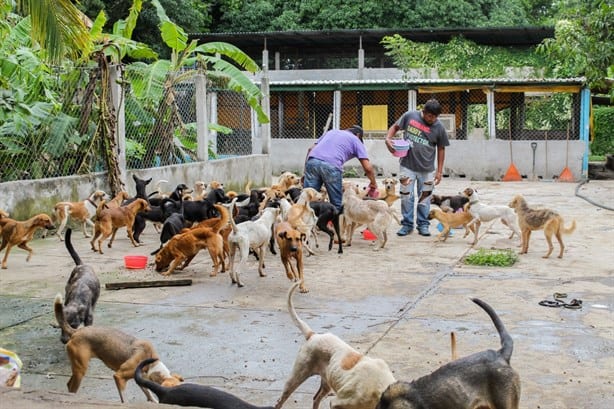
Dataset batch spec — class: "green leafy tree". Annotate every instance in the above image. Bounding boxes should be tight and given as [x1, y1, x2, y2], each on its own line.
[537, 0, 613, 97]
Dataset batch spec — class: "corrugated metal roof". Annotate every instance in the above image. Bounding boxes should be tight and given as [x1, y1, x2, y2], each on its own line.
[257, 77, 586, 86]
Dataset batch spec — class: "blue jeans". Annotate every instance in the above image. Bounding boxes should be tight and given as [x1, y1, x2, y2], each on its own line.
[398, 165, 435, 230]
[303, 158, 343, 212]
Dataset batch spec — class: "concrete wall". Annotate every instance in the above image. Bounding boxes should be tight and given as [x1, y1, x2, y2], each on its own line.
[271, 138, 587, 181]
[0, 155, 271, 220]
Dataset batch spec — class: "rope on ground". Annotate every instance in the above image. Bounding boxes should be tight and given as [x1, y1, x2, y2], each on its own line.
[574, 179, 614, 211]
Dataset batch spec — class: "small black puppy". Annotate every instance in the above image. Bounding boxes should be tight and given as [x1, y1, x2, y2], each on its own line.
[134, 358, 275, 409]
[60, 228, 100, 343]
[431, 194, 469, 213]
[309, 201, 342, 254]
[151, 212, 186, 255]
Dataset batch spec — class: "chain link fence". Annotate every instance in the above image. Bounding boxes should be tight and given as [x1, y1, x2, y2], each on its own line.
[0, 68, 256, 182]
[270, 88, 580, 143]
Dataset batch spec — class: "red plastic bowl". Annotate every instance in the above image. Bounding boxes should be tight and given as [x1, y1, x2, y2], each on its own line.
[124, 255, 148, 269]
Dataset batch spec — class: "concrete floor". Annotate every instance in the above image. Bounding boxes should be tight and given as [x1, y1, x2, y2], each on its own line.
[1, 178, 613, 408]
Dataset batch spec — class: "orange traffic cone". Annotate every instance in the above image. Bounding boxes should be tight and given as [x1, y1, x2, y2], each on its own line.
[502, 163, 522, 182]
[558, 166, 574, 182]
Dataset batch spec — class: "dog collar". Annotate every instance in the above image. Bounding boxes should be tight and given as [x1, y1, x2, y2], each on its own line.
[87, 198, 98, 207]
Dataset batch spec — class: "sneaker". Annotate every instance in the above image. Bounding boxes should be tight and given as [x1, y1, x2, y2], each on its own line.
[397, 225, 413, 236]
[418, 228, 431, 237]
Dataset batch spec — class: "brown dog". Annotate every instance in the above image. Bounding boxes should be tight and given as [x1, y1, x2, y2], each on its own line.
[428, 204, 478, 243]
[508, 194, 576, 258]
[275, 221, 307, 293]
[154, 205, 228, 277]
[90, 198, 151, 254]
[54, 294, 182, 402]
[0, 213, 54, 269]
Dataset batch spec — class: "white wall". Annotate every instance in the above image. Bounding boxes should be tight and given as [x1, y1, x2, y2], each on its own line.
[270, 138, 587, 181]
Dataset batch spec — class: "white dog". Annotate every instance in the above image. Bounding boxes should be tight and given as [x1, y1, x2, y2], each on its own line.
[48, 190, 107, 240]
[227, 199, 279, 287]
[462, 188, 521, 244]
[341, 181, 400, 250]
[276, 282, 396, 409]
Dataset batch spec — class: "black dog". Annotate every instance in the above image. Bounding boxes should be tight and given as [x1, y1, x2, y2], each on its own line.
[376, 298, 520, 409]
[151, 212, 186, 255]
[431, 194, 469, 213]
[59, 229, 100, 344]
[309, 201, 342, 254]
[134, 358, 275, 409]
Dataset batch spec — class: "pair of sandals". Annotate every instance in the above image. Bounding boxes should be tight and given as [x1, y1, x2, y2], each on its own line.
[539, 292, 583, 309]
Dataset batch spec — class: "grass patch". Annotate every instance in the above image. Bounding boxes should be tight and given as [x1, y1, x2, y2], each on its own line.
[589, 155, 606, 161]
[464, 248, 518, 267]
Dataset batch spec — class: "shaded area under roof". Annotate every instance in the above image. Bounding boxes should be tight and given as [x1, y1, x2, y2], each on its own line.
[190, 27, 554, 52]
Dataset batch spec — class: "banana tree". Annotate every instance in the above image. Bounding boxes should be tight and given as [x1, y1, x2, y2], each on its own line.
[125, 0, 268, 166]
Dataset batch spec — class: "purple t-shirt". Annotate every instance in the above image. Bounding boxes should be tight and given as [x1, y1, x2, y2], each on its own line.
[397, 111, 449, 172]
[308, 129, 368, 171]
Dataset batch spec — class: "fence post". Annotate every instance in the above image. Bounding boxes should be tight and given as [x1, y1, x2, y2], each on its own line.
[333, 90, 341, 130]
[486, 90, 496, 140]
[109, 64, 126, 184]
[261, 48, 271, 154]
[195, 73, 208, 162]
[408, 90, 417, 112]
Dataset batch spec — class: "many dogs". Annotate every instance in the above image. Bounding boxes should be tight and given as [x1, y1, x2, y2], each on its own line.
[49, 190, 107, 240]
[54, 295, 181, 402]
[0, 213, 54, 269]
[462, 188, 520, 244]
[59, 229, 100, 344]
[276, 283, 395, 409]
[508, 194, 576, 258]
[134, 358, 274, 409]
[376, 298, 520, 409]
[90, 198, 151, 254]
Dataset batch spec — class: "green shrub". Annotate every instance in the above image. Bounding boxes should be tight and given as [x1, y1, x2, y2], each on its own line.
[464, 248, 518, 267]
[591, 106, 614, 156]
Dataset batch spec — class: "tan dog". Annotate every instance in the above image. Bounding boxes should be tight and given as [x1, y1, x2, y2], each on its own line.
[90, 198, 150, 254]
[191, 181, 207, 200]
[342, 181, 400, 250]
[285, 187, 321, 255]
[105, 190, 131, 209]
[275, 221, 307, 293]
[155, 205, 228, 276]
[276, 283, 396, 409]
[508, 194, 577, 258]
[378, 177, 400, 206]
[428, 204, 478, 243]
[49, 190, 107, 240]
[0, 213, 54, 269]
[278, 171, 301, 191]
[54, 295, 181, 402]
[0, 209, 9, 234]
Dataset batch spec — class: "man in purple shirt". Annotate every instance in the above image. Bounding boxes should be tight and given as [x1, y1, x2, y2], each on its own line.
[303, 125, 378, 213]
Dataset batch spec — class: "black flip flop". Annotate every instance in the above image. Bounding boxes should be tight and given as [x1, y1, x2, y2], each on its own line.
[538, 300, 565, 308]
[563, 299, 583, 309]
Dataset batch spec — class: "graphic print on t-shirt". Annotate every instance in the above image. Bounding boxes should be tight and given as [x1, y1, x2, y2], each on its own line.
[405, 118, 431, 146]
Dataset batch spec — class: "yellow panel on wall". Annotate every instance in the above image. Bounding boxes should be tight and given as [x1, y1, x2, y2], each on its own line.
[362, 105, 388, 131]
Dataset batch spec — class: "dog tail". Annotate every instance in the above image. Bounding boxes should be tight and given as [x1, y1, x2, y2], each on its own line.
[95, 199, 107, 219]
[244, 180, 253, 194]
[134, 358, 167, 401]
[54, 294, 76, 339]
[228, 198, 240, 234]
[561, 219, 577, 235]
[471, 298, 513, 364]
[287, 282, 315, 340]
[64, 228, 83, 266]
[211, 204, 230, 233]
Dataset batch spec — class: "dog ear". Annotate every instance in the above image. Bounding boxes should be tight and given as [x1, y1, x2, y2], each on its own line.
[300, 233, 307, 242]
[278, 231, 287, 239]
[172, 373, 184, 382]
